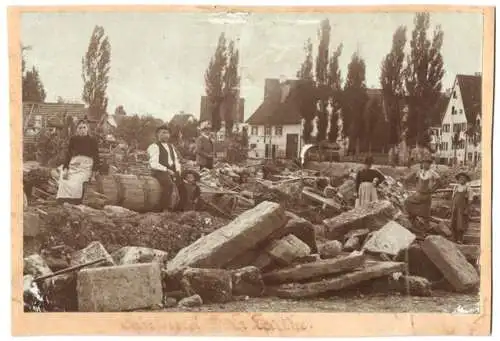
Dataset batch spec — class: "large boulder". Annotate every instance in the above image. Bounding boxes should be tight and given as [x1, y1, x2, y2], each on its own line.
[323, 200, 398, 241]
[166, 201, 286, 275]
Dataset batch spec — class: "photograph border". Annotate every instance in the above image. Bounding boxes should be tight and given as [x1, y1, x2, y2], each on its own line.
[10, 4, 494, 336]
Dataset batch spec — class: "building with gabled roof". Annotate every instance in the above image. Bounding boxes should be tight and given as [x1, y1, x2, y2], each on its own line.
[435, 73, 482, 164]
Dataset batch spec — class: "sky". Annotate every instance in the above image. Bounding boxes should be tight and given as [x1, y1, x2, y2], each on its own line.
[21, 10, 484, 123]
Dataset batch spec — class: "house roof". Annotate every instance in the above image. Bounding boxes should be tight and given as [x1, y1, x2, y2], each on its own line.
[23, 102, 88, 128]
[246, 79, 303, 126]
[430, 93, 450, 127]
[457, 74, 481, 123]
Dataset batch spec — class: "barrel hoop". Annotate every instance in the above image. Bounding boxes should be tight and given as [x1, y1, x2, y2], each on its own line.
[112, 175, 125, 206]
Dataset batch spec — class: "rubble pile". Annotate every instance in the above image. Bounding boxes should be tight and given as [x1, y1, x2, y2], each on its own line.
[23, 159, 481, 312]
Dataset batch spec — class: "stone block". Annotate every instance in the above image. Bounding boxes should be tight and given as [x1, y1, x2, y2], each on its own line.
[182, 267, 232, 303]
[231, 266, 264, 297]
[111, 246, 168, 266]
[323, 200, 397, 240]
[70, 241, 115, 268]
[77, 263, 163, 312]
[166, 201, 286, 274]
[422, 235, 480, 292]
[266, 234, 311, 266]
[362, 221, 416, 256]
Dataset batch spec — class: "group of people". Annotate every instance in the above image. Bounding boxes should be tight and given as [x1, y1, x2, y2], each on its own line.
[56, 120, 215, 212]
[353, 155, 473, 244]
[54, 120, 474, 244]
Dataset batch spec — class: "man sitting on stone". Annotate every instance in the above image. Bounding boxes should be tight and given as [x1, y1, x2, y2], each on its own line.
[147, 125, 183, 211]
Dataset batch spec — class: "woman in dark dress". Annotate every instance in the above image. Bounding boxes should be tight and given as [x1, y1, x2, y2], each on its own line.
[355, 156, 385, 207]
[56, 120, 100, 204]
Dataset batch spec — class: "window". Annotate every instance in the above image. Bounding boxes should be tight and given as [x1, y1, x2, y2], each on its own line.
[453, 91, 457, 99]
[452, 106, 456, 115]
[453, 124, 459, 133]
[274, 125, 283, 136]
[250, 143, 257, 149]
[251, 126, 258, 135]
[468, 153, 473, 161]
[34, 115, 43, 128]
[459, 109, 463, 114]
[264, 126, 272, 136]
[442, 124, 450, 133]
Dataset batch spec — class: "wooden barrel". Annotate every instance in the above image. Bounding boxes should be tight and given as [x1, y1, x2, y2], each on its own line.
[95, 174, 163, 212]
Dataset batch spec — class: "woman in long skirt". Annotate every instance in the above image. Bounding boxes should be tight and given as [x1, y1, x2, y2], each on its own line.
[404, 157, 440, 225]
[355, 156, 385, 207]
[56, 120, 100, 204]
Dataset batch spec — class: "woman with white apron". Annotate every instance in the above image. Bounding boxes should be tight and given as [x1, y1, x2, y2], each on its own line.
[56, 120, 100, 204]
[354, 156, 385, 207]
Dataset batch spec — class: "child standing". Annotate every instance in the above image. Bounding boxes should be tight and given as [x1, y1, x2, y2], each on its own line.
[451, 172, 473, 244]
[177, 170, 201, 212]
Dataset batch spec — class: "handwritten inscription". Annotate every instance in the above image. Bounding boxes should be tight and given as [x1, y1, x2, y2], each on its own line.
[121, 313, 312, 334]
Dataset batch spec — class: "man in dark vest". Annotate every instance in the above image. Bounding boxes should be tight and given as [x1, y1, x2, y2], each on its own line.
[147, 125, 183, 211]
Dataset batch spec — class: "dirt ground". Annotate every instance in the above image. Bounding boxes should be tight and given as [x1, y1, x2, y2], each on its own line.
[164, 292, 480, 313]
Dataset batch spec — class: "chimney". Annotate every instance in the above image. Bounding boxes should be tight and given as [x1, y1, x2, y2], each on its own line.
[264, 79, 281, 99]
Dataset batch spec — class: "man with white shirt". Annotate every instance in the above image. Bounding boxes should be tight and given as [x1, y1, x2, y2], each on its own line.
[147, 125, 183, 211]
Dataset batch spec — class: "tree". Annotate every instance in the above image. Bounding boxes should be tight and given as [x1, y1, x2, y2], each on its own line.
[296, 38, 316, 143]
[115, 115, 162, 150]
[222, 39, 240, 136]
[81, 25, 111, 121]
[23, 66, 47, 103]
[380, 25, 407, 149]
[204, 33, 227, 133]
[327, 44, 343, 143]
[314, 19, 331, 142]
[404, 13, 445, 147]
[342, 52, 368, 155]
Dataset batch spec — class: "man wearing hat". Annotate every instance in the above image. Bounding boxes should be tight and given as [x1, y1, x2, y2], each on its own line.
[196, 125, 215, 170]
[451, 172, 473, 243]
[404, 156, 441, 226]
[147, 124, 182, 211]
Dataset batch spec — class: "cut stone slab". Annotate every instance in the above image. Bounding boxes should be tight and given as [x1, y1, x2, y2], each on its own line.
[77, 262, 163, 312]
[45, 273, 78, 311]
[318, 240, 343, 259]
[70, 241, 115, 268]
[267, 261, 405, 298]
[345, 228, 370, 241]
[274, 217, 318, 253]
[23, 212, 40, 237]
[266, 234, 311, 266]
[396, 275, 433, 297]
[231, 266, 264, 297]
[395, 244, 443, 282]
[422, 235, 480, 292]
[263, 251, 365, 285]
[24, 254, 53, 278]
[178, 294, 203, 307]
[362, 221, 416, 256]
[111, 246, 168, 266]
[166, 201, 286, 274]
[323, 200, 397, 240]
[182, 268, 232, 303]
[343, 236, 361, 252]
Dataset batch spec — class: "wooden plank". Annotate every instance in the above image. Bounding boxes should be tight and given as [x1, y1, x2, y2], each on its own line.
[262, 252, 365, 284]
[266, 261, 406, 298]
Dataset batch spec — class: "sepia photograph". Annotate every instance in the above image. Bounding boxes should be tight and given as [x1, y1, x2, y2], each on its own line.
[10, 3, 493, 336]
